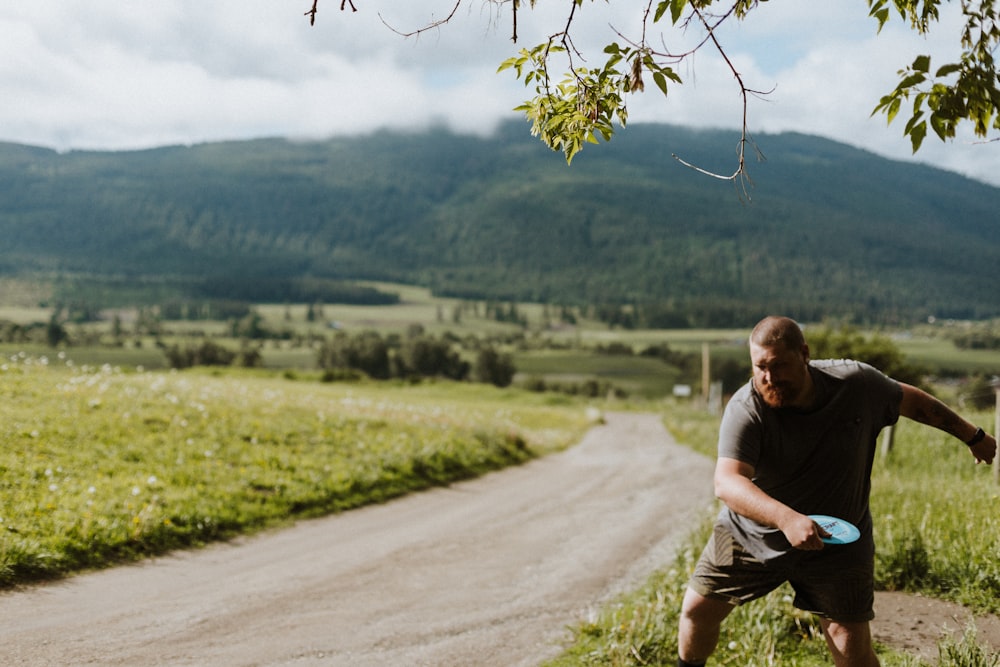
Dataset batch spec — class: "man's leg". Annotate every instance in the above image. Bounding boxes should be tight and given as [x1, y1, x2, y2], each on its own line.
[819, 618, 880, 667]
[677, 587, 735, 665]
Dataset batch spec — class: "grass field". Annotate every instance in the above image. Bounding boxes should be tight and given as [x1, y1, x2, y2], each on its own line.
[0, 354, 594, 586]
[513, 350, 685, 398]
[895, 335, 1000, 376]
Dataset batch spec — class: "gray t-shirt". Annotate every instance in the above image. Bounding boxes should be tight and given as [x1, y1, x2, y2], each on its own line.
[716, 359, 902, 567]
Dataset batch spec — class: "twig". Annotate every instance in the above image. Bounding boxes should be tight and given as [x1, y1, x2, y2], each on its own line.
[305, 0, 357, 26]
[380, 1, 462, 38]
[512, 0, 518, 43]
[667, 1, 771, 196]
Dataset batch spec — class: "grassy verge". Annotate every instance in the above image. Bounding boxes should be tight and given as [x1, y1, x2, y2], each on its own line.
[545, 399, 1000, 666]
[872, 418, 1000, 615]
[0, 354, 593, 587]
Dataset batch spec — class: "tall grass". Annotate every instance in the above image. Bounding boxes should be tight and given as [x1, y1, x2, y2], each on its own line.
[872, 418, 1000, 614]
[0, 353, 592, 586]
[546, 399, 1000, 666]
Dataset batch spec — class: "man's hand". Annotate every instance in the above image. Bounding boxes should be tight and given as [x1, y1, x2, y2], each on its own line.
[970, 433, 997, 465]
[779, 512, 829, 551]
[715, 458, 833, 550]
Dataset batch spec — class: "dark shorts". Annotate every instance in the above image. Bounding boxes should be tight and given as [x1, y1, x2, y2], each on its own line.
[688, 523, 875, 623]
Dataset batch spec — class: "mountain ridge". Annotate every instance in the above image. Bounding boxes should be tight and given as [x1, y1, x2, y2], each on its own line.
[0, 122, 997, 326]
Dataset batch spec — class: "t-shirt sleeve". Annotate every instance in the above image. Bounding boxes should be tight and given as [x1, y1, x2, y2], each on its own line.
[717, 392, 761, 466]
[859, 361, 903, 428]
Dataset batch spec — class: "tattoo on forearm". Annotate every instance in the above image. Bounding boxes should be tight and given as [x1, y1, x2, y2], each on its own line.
[911, 398, 964, 437]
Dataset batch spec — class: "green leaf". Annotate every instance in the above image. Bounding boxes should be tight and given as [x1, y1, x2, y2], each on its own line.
[904, 110, 924, 134]
[497, 58, 517, 74]
[653, 1, 670, 23]
[929, 113, 950, 141]
[653, 71, 669, 96]
[884, 96, 902, 124]
[670, 0, 687, 24]
[873, 7, 890, 31]
[908, 120, 927, 152]
[934, 63, 963, 78]
[897, 72, 927, 90]
[912, 55, 931, 73]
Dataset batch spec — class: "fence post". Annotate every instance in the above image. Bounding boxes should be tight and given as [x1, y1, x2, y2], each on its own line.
[880, 424, 895, 462]
[994, 384, 1000, 484]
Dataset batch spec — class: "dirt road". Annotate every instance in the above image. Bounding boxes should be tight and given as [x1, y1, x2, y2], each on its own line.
[0, 412, 716, 667]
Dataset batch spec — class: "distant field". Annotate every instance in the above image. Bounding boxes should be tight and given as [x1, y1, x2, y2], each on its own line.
[513, 350, 684, 398]
[0, 306, 51, 324]
[255, 283, 530, 337]
[894, 335, 1000, 376]
[4, 281, 1000, 396]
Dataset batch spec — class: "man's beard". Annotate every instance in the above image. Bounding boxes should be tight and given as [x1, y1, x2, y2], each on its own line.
[757, 381, 794, 408]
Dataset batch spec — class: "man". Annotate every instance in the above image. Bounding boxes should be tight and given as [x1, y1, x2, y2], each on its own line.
[677, 316, 997, 667]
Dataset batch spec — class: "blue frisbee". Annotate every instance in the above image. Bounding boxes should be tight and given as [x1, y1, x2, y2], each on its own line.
[808, 514, 861, 545]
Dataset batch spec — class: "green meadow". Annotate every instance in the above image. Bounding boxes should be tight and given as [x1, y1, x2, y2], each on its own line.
[0, 354, 592, 586]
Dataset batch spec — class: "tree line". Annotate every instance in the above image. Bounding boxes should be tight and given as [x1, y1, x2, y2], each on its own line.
[315, 326, 515, 388]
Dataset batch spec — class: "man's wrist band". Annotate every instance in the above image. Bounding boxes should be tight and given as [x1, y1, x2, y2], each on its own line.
[965, 427, 986, 447]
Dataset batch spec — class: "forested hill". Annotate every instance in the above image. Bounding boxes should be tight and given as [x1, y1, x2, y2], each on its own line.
[1, 122, 998, 326]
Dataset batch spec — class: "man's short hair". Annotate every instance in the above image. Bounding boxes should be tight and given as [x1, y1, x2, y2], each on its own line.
[750, 316, 805, 350]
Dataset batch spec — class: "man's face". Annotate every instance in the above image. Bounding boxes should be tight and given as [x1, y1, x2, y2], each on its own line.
[750, 341, 811, 409]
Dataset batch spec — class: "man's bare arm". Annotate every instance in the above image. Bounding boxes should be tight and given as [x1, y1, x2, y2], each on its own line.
[898, 383, 996, 464]
[714, 457, 827, 550]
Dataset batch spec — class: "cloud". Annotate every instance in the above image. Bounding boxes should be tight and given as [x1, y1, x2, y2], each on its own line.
[0, 1, 996, 186]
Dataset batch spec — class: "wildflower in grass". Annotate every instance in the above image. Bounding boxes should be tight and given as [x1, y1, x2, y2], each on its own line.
[131, 486, 141, 496]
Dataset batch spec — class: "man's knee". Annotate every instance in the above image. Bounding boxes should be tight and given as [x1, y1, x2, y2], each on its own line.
[681, 587, 734, 625]
[821, 619, 880, 667]
[678, 587, 735, 664]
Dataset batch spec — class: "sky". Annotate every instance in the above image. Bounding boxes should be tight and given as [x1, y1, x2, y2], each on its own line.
[1, 1, 998, 187]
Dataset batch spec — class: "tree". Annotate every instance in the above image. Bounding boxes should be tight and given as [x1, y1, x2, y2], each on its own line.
[474, 346, 517, 387]
[317, 330, 392, 379]
[806, 326, 926, 387]
[164, 341, 237, 369]
[308, 0, 999, 183]
[46, 314, 68, 348]
[400, 335, 470, 380]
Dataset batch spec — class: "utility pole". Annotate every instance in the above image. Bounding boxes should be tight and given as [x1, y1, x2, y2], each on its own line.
[702, 342, 710, 403]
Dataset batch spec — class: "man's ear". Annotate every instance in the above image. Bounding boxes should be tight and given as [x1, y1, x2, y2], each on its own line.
[801, 344, 811, 363]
